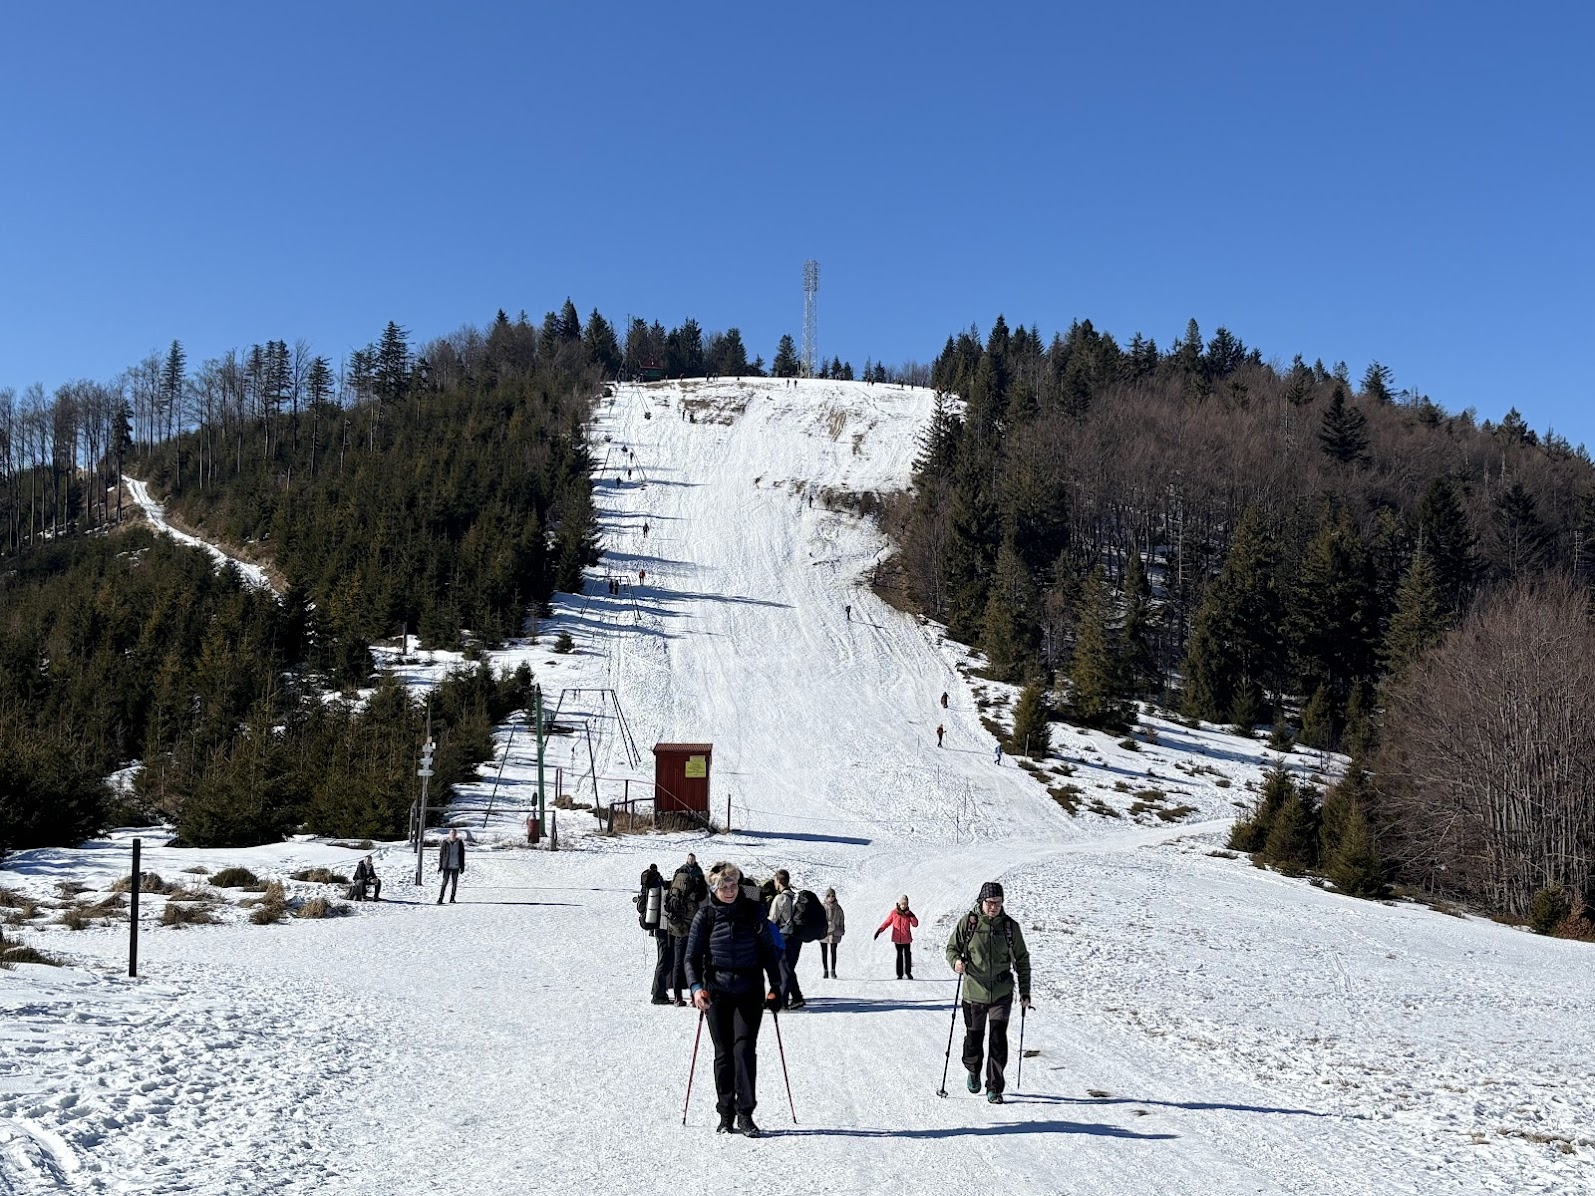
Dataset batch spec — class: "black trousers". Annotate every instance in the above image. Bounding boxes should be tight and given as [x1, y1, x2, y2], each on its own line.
[781, 938, 805, 1006]
[705, 989, 765, 1114]
[671, 934, 689, 997]
[819, 941, 839, 974]
[895, 942, 914, 978]
[438, 869, 460, 902]
[962, 995, 1013, 1093]
[651, 932, 672, 999]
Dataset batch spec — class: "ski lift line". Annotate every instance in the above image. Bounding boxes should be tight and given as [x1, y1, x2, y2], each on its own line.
[730, 801, 946, 829]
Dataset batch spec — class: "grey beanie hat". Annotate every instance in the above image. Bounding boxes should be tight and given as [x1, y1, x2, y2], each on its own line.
[978, 881, 1004, 902]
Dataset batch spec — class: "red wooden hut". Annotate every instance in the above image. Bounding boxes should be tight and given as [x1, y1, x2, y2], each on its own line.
[653, 743, 712, 816]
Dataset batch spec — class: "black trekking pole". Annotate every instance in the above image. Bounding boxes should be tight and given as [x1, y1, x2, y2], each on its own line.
[681, 1009, 705, 1126]
[771, 1009, 798, 1123]
[1016, 1000, 1027, 1092]
[936, 972, 964, 1097]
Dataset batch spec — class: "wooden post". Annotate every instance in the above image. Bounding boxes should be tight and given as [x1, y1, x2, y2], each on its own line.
[726, 792, 732, 834]
[128, 839, 141, 978]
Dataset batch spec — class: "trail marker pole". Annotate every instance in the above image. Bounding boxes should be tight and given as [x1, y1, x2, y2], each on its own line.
[128, 839, 141, 978]
[413, 733, 435, 885]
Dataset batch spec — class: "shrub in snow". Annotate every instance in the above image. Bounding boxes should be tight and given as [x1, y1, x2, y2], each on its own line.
[1267, 721, 1296, 752]
[210, 867, 260, 888]
[0, 928, 62, 967]
[1530, 885, 1572, 936]
[1117, 738, 1140, 752]
[554, 632, 575, 654]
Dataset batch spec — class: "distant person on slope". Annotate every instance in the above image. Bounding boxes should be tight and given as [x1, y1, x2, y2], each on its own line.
[993, 741, 1003, 766]
[936, 724, 945, 747]
[946, 881, 1032, 1104]
[940, 691, 949, 709]
[874, 895, 920, 979]
[820, 888, 846, 979]
[686, 862, 784, 1137]
[436, 828, 466, 904]
[768, 869, 807, 1009]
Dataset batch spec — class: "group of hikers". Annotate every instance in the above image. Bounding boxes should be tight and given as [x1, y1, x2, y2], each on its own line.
[635, 855, 1032, 1136]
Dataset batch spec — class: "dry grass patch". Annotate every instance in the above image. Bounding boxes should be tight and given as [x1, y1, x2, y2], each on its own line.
[111, 872, 173, 895]
[0, 929, 63, 968]
[1049, 783, 1084, 815]
[244, 880, 288, 925]
[294, 896, 351, 919]
[290, 868, 349, 885]
[209, 866, 260, 888]
[160, 900, 220, 927]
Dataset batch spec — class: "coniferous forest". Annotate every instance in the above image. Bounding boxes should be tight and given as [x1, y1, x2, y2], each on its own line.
[5, 303, 1595, 924]
[893, 316, 1595, 921]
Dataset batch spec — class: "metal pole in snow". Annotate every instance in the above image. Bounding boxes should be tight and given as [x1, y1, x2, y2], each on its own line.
[128, 839, 141, 978]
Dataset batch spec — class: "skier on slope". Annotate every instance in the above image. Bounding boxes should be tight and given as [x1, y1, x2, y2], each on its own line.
[946, 882, 1031, 1103]
[686, 861, 784, 1137]
[873, 895, 920, 979]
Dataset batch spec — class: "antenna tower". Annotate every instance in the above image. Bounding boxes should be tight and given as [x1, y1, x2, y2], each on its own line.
[801, 260, 820, 377]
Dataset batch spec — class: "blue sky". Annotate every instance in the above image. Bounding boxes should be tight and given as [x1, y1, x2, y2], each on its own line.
[2, 2, 1591, 443]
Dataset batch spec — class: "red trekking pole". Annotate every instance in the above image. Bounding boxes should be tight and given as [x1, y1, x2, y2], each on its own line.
[681, 1009, 705, 1125]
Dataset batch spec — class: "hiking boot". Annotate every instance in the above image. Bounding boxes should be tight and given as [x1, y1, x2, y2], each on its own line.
[966, 1072, 980, 1093]
[650, 996, 672, 1005]
[716, 1110, 736, 1133]
[787, 997, 806, 1010]
[734, 1112, 762, 1138]
[987, 1091, 1005, 1104]
[822, 970, 830, 978]
[673, 996, 687, 1007]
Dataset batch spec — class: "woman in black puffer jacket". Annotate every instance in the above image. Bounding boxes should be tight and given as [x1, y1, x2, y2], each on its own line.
[685, 861, 784, 1137]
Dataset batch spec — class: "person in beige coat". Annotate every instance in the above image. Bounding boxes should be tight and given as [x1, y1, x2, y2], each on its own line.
[820, 888, 846, 979]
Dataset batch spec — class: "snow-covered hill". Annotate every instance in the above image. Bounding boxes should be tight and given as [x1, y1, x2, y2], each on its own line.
[3, 378, 1593, 1194]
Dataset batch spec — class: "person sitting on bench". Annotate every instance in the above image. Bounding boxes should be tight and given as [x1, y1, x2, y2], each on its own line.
[351, 855, 382, 901]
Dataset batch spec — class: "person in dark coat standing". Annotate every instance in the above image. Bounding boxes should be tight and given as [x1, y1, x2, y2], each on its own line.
[436, 828, 466, 904]
[637, 863, 671, 1004]
[686, 861, 784, 1137]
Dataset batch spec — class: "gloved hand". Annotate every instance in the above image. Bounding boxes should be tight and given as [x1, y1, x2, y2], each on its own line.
[765, 990, 782, 1012]
[1021, 995, 1033, 1010]
[873, 930, 881, 940]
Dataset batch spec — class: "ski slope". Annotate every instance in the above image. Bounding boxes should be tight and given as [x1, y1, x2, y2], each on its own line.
[3, 378, 1594, 1195]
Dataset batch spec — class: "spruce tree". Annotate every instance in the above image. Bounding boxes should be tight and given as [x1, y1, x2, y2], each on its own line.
[1179, 507, 1284, 722]
[583, 309, 622, 377]
[1289, 506, 1379, 720]
[980, 542, 1038, 681]
[1261, 779, 1320, 874]
[1490, 480, 1553, 578]
[1318, 385, 1370, 463]
[1068, 566, 1128, 728]
[1382, 548, 1446, 676]
[772, 335, 800, 378]
[1417, 476, 1476, 615]
[1298, 683, 1334, 750]
[1010, 680, 1052, 759]
[1360, 361, 1394, 404]
[1120, 546, 1156, 697]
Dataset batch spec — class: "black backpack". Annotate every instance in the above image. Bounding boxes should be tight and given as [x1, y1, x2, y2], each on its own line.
[791, 890, 828, 943]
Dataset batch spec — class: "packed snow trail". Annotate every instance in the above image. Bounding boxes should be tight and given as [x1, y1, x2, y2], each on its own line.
[3, 379, 1593, 1194]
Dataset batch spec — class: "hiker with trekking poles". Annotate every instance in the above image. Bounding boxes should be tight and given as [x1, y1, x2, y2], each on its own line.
[941, 881, 1032, 1104]
[683, 861, 788, 1137]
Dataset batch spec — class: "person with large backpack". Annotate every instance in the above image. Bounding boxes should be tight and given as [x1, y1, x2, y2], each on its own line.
[635, 863, 671, 1004]
[945, 881, 1032, 1104]
[664, 855, 709, 1004]
[767, 869, 808, 1009]
[686, 861, 784, 1137]
[873, 895, 920, 979]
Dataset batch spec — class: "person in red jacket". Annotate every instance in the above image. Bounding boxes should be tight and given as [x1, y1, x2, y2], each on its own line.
[873, 895, 920, 979]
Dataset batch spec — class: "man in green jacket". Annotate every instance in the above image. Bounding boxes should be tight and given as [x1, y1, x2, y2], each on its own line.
[945, 881, 1031, 1103]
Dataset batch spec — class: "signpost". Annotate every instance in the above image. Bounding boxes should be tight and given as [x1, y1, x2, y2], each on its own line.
[413, 737, 435, 885]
